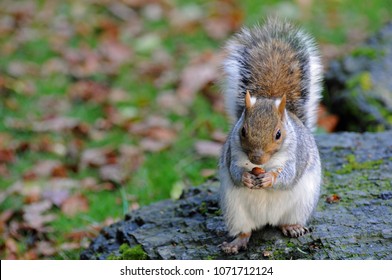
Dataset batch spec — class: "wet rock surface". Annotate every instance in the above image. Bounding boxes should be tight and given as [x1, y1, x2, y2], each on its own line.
[325, 22, 392, 131]
[81, 131, 392, 260]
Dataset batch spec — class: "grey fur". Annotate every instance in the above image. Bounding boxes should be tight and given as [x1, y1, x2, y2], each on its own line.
[219, 19, 322, 251]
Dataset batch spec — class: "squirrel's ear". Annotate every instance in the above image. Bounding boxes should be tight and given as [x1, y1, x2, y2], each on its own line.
[276, 94, 286, 119]
[245, 90, 255, 110]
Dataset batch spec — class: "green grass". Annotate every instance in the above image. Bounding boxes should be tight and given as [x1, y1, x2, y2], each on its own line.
[1, 0, 392, 259]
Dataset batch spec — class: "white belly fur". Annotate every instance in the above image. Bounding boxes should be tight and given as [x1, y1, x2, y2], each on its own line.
[220, 167, 320, 237]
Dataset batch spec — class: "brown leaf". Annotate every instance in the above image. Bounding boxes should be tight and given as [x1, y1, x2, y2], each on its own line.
[99, 164, 128, 184]
[24, 159, 63, 178]
[317, 104, 339, 132]
[140, 138, 170, 152]
[63, 47, 101, 78]
[0, 148, 15, 163]
[31, 117, 81, 133]
[50, 164, 68, 178]
[23, 200, 57, 230]
[0, 210, 14, 234]
[60, 242, 81, 251]
[68, 80, 110, 104]
[119, 145, 144, 172]
[5, 238, 18, 259]
[80, 147, 115, 168]
[0, 163, 9, 177]
[131, 116, 178, 152]
[42, 189, 70, 207]
[326, 194, 341, 204]
[61, 194, 89, 217]
[157, 91, 188, 115]
[194, 140, 222, 157]
[100, 39, 132, 66]
[202, 0, 243, 40]
[201, 169, 216, 178]
[65, 229, 97, 242]
[211, 130, 227, 143]
[36, 241, 56, 256]
[176, 52, 223, 105]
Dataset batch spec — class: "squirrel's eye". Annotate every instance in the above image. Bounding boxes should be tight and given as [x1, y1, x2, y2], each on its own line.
[241, 127, 246, 138]
[275, 129, 281, 140]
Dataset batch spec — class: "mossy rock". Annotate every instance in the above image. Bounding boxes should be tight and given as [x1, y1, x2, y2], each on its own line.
[81, 131, 392, 260]
[324, 22, 392, 132]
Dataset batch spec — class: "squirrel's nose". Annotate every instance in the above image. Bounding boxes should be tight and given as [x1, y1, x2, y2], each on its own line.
[249, 152, 264, 165]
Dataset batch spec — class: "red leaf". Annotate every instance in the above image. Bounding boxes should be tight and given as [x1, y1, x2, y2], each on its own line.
[326, 194, 341, 204]
[0, 148, 15, 163]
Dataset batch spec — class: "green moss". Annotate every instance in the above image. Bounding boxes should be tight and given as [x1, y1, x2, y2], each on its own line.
[351, 47, 380, 59]
[346, 72, 373, 91]
[198, 202, 208, 215]
[336, 154, 383, 174]
[108, 244, 148, 260]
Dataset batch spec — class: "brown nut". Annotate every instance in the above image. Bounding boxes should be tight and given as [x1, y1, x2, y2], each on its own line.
[251, 167, 265, 176]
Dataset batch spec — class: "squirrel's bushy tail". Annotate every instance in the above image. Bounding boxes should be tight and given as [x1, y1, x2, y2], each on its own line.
[221, 18, 323, 131]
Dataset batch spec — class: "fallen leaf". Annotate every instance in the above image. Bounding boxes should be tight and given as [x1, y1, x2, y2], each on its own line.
[23, 200, 57, 229]
[99, 164, 128, 184]
[0, 148, 15, 163]
[202, 0, 243, 40]
[317, 104, 339, 132]
[63, 47, 101, 78]
[5, 238, 18, 259]
[51, 164, 68, 178]
[326, 194, 341, 204]
[176, 51, 223, 105]
[131, 116, 178, 152]
[140, 138, 170, 152]
[42, 189, 70, 207]
[201, 169, 216, 178]
[36, 241, 56, 256]
[263, 251, 272, 257]
[119, 145, 144, 173]
[68, 80, 110, 104]
[157, 91, 188, 115]
[80, 147, 115, 168]
[168, 4, 203, 31]
[60, 242, 81, 251]
[65, 229, 96, 242]
[99, 39, 132, 66]
[61, 194, 89, 217]
[24, 159, 63, 178]
[194, 140, 222, 157]
[31, 117, 82, 133]
[0, 210, 14, 233]
[0, 163, 9, 177]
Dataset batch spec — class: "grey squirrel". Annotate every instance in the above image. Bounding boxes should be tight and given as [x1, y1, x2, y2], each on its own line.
[219, 18, 322, 254]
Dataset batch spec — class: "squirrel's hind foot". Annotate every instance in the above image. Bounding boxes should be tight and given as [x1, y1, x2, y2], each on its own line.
[220, 232, 251, 254]
[280, 224, 311, 238]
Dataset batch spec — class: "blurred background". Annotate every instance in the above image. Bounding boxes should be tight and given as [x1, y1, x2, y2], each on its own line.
[0, 0, 391, 259]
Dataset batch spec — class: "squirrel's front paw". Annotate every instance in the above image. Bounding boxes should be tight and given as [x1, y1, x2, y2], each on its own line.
[259, 172, 276, 188]
[243, 171, 278, 189]
[242, 172, 263, 189]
